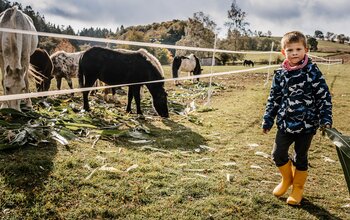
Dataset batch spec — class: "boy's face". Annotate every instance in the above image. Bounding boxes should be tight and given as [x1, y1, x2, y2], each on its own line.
[281, 42, 308, 66]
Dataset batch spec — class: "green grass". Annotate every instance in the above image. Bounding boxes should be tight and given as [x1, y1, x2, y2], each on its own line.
[317, 40, 350, 53]
[1, 63, 350, 219]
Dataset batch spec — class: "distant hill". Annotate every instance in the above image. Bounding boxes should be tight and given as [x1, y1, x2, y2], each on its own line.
[316, 40, 350, 63]
[116, 20, 187, 46]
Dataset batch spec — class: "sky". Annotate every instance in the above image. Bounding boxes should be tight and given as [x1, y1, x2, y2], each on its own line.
[13, 0, 350, 39]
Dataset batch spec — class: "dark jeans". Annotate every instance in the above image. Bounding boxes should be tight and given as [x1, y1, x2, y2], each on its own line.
[271, 129, 314, 171]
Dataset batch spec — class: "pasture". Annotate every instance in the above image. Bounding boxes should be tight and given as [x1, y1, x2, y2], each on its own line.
[0, 63, 349, 219]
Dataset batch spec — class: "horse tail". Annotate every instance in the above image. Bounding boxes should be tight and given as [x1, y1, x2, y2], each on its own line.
[138, 48, 164, 77]
[28, 64, 44, 84]
[172, 56, 181, 78]
[193, 55, 202, 75]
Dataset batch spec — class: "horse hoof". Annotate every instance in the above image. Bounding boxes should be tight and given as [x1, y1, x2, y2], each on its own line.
[137, 114, 145, 120]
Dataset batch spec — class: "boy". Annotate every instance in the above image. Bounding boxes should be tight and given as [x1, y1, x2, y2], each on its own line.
[262, 31, 332, 205]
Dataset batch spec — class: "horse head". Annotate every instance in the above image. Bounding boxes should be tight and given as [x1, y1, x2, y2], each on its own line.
[150, 84, 169, 118]
[2, 66, 27, 110]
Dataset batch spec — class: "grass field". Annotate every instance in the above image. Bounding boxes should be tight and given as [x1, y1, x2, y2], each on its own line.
[0, 62, 349, 219]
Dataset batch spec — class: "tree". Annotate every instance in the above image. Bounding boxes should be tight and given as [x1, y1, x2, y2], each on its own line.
[307, 37, 318, 51]
[175, 12, 216, 57]
[193, 11, 217, 32]
[225, 0, 249, 35]
[0, 0, 11, 12]
[221, 0, 251, 60]
[267, 31, 272, 37]
[325, 32, 334, 41]
[337, 34, 346, 44]
[314, 30, 324, 39]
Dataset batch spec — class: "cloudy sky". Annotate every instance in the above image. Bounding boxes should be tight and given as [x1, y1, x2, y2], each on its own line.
[14, 0, 350, 38]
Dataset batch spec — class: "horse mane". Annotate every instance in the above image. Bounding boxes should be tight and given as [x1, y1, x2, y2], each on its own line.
[28, 64, 44, 84]
[50, 50, 65, 58]
[1, 6, 17, 24]
[137, 48, 164, 76]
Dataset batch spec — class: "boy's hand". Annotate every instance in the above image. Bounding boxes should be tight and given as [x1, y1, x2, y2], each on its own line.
[320, 124, 331, 131]
[320, 124, 331, 136]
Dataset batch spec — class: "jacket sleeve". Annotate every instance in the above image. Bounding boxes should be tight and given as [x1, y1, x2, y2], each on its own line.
[312, 66, 332, 126]
[262, 70, 282, 130]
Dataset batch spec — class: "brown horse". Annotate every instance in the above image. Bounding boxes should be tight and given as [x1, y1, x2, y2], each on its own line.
[30, 48, 53, 92]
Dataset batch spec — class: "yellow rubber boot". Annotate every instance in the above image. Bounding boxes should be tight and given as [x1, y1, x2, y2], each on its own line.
[273, 161, 293, 197]
[287, 170, 308, 205]
[291, 163, 296, 177]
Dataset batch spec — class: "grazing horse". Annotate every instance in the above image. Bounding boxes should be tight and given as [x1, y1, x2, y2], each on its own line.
[50, 50, 84, 90]
[172, 54, 202, 85]
[79, 47, 169, 117]
[0, 6, 38, 110]
[30, 48, 53, 92]
[243, 59, 254, 67]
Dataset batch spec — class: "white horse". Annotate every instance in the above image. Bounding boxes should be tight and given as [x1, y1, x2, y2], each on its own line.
[50, 50, 84, 90]
[172, 54, 202, 85]
[0, 6, 38, 110]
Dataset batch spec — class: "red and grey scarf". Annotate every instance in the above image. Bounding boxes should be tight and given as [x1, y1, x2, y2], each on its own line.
[282, 55, 309, 71]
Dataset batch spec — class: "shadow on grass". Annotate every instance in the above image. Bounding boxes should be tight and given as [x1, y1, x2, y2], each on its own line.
[298, 198, 342, 220]
[0, 143, 57, 215]
[111, 117, 208, 151]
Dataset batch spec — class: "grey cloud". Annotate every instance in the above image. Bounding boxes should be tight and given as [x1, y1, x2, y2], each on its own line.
[41, 0, 231, 27]
[14, 0, 350, 36]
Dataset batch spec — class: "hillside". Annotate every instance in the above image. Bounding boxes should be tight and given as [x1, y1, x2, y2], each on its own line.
[317, 40, 350, 63]
[117, 20, 187, 46]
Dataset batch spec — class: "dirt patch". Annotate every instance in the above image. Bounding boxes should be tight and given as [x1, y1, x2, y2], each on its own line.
[325, 53, 350, 64]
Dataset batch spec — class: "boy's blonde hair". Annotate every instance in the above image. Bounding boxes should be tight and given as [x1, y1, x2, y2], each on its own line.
[281, 31, 307, 49]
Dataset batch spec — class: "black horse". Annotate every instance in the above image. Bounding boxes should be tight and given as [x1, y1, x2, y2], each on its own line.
[243, 59, 254, 67]
[78, 47, 169, 118]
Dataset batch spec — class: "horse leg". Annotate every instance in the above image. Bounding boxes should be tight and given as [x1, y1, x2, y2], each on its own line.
[90, 80, 99, 96]
[24, 73, 32, 109]
[66, 77, 74, 96]
[126, 86, 133, 113]
[133, 85, 142, 115]
[103, 88, 109, 102]
[111, 88, 119, 103]
[82, 77, 97, 111]
[66, 77, 73, 90]
[56, 76, 62, 90]
[175, 70, 181, 86]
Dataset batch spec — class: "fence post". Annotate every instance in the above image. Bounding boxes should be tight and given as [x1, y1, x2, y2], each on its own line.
[264, 41, 275, 87]
[205, 33, 218, 106]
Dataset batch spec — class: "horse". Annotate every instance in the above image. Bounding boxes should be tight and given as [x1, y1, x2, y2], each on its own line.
[172, 54, 202, 85]
[0, 6, 38, 111]
[30, 48, 53, 92]
[243, 59, 254, 67]
[50, 50, 84, 90]
[78, 47, 169, 118]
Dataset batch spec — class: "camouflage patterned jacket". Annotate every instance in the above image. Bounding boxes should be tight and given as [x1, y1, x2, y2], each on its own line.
[262, 58, 332, 134]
